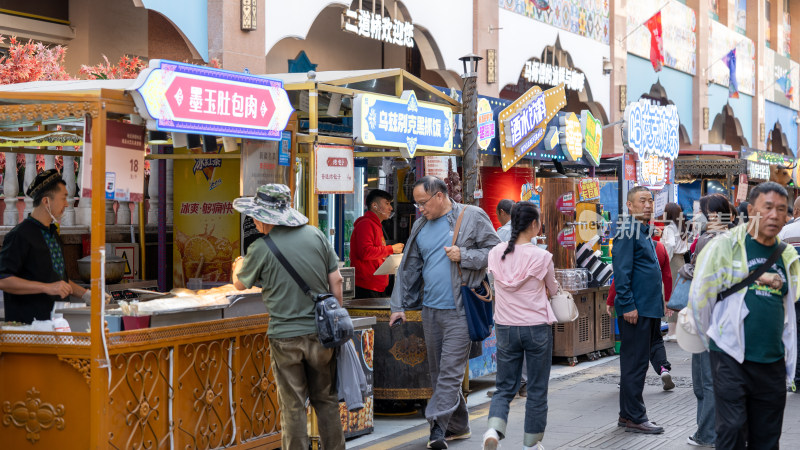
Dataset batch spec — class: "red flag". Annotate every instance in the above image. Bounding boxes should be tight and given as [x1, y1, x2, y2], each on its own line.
[645, 11, 664, 72]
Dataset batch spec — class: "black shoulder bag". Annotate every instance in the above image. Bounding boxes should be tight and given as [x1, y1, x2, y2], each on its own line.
[716, 242, 787, 302]
[263, 235, 354, 348]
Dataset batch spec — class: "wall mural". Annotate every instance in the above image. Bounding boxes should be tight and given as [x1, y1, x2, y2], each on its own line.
[499, 0, 610, 45]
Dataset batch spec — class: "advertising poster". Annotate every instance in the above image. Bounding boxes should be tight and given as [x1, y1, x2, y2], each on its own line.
[173, 150, 241, 287]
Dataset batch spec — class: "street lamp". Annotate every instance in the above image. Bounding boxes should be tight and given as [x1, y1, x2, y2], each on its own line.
[459, 53, 483, 205]
[459, 53, 483, 79]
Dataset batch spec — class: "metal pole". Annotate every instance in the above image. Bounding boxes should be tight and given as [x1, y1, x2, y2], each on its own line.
[157, 149, 167, 292]
[461, 74, 479, 206]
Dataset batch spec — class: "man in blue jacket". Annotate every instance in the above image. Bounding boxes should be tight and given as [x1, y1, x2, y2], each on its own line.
[612, 186, 671, 434]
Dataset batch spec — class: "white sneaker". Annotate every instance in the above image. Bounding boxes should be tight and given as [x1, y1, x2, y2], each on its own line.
[523, 443, 544, 450]
[661, 369, 675, 391]
[663, 334, 677, 342]
[482, 428, 500, 450]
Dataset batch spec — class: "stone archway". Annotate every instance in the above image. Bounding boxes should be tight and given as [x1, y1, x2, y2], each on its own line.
[640, 81, 691, 148]
[766, 121, 792, 156]
[265, 1, 460, 89]
[147, 10, 203, 63]
[709, 104, 749, 151]
[500, 36, 608, 125]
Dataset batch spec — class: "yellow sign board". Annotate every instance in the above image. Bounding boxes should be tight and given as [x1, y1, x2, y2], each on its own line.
[499, 84, 567, 171]
[581, 110, 602, 166]
[562, 113, 583, 161]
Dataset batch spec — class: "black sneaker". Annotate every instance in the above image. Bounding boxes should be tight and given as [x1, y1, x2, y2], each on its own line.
[428, 421, 448, 449]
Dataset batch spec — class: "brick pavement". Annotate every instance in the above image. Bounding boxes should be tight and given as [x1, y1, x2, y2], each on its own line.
[352, 342, 800, 449]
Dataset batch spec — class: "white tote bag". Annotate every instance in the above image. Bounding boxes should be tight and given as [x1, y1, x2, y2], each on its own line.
[550, 287, 579, 323]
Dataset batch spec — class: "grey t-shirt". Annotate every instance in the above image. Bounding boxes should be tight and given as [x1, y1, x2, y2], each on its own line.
[238, 225, 339, 338]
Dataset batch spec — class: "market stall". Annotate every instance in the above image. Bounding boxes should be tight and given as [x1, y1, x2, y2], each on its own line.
[0, 65, 294, 448]
[0, 62, 383, 448]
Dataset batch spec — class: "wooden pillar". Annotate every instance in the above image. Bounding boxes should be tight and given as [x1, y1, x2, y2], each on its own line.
[541, 177, 577, 269]
[89, 106, 109, 449]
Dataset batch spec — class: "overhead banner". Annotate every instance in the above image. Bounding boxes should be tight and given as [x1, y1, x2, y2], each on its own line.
[130, 59, 294, 140]
[173, 150, 240, 287]
[353, 90, 454, 158]
[498, 84, 566, 171]
[81, 119, 146, 202]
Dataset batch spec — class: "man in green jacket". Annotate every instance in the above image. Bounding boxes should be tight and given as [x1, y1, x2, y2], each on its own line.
[689, 181, 800, 449]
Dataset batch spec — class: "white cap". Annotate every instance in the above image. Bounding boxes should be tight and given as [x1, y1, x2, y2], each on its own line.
[676, 308, 706, 354]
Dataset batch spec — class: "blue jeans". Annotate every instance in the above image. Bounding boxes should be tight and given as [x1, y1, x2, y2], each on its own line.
[692, 351, 716, 445]
[488, 324, 553, 447]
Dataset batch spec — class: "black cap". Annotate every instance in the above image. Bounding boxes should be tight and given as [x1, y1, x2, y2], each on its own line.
[25, 169, 63, 200]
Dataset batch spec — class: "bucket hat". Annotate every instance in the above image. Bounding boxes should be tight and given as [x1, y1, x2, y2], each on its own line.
[233, 184, 308, 227]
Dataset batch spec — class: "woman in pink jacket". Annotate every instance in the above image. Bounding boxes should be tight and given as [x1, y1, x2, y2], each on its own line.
[483, 201, 559, 450]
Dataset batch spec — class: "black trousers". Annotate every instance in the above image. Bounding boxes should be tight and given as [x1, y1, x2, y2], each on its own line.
[795, 302, 800, 384]
[710, 350, 786, 450]
[618, 316, 671, 423]
[355, 286, 387, 299]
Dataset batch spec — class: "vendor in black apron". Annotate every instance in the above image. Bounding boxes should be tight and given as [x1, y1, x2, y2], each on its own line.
[0, 169, 89, 323]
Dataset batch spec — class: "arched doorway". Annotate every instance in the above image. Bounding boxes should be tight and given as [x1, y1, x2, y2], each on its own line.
[500, 37, 608, 124]
[147, 10, 204, 63]
[265, 1, 460, 89]
[709, 104, 749, 151]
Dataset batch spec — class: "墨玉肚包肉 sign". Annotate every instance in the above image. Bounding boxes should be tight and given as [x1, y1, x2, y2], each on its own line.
[352, 90, 454, 158]
[129, 59, 294, 140]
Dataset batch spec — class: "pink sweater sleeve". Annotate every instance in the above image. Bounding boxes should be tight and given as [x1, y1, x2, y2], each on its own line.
[543, 259, 558, 296]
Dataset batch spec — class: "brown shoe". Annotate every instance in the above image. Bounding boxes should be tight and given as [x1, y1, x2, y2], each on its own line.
[625, 420, 664, 434]
[617, 417, 630, 427]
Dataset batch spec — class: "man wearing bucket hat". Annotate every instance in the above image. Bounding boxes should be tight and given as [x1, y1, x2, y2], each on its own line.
[231, 184, 345, 450]
[689, 182, 800, 449]
[0, 169, 90, 323]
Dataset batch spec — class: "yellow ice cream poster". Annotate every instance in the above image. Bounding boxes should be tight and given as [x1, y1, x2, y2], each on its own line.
[173, 149, 240, 288]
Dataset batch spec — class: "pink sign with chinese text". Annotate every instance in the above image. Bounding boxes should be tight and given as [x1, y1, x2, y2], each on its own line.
[130, 60, 293, 140]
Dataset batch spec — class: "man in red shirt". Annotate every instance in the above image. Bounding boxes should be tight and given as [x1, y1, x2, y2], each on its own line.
[350, 189, 404, 298]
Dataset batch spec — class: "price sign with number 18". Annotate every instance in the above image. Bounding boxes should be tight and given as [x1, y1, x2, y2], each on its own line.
[81, 119, 146, 202]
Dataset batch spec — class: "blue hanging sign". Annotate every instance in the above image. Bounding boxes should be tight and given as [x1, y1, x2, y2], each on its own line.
[353, 90, 454, 158]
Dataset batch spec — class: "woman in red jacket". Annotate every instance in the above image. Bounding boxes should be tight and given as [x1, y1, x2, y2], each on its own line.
[350, 189, 404, 298]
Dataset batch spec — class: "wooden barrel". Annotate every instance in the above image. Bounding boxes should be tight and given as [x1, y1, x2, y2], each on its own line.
[345, 298, 432, 400]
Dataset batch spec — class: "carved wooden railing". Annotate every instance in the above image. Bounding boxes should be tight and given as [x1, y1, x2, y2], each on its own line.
[0, 314, 281, 449]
